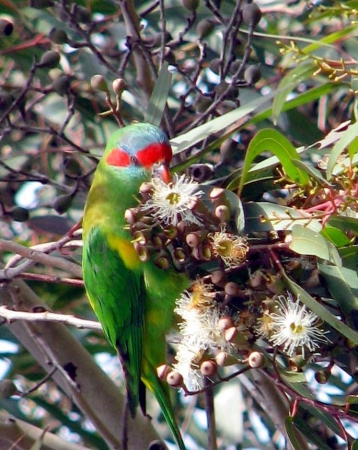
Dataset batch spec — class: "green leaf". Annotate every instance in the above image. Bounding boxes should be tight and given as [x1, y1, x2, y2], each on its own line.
[327, 215, 358, 234]
[250, 83, 339, 127]
[171, 90, 279, 154]
[326, 121, 358, 180]
[273, 62, 316, 124]
[290, 224, 342, 265]
[318, 262, 358, 317]
[291, 159, 332, 187]
[320, 225, 351, 248]
[291, 416, 337, 450]
[339, 245, 358, 271]
[238, 129, 310, 195]
[145, 62, 172, 126]
[285, 416, 303, 450]
[244, 203, 322, 233]
[284, 275, 358, 346]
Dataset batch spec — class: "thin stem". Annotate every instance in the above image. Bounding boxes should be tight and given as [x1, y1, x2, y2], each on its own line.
[204, 378, 217, 450]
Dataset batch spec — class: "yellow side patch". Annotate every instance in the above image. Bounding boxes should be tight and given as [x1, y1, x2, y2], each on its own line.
[107, 234, 141, 270]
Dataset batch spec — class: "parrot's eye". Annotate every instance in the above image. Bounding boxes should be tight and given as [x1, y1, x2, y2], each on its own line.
[130, 155, 139, 165]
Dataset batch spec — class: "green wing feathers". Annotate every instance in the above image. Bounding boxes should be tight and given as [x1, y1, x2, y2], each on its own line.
[82, 226, 144, 416]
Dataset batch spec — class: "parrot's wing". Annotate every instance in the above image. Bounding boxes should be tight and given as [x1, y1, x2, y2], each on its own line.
[82, 225, 144, 416]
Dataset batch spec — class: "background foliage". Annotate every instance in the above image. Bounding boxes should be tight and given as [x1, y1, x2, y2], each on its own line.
[1, 0, 358, 449]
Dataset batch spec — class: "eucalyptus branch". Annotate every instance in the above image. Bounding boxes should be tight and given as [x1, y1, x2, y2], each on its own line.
[117, 0, 154, 102]
[0, 306, 102, 330]
[0, 239, 82, 279]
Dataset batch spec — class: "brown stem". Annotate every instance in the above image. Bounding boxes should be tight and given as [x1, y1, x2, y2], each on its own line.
[204, 378, 217, 450]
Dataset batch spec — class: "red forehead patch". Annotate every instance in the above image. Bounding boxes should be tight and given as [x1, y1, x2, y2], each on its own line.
[136, 142, 172, 167]
[106, 148, 131, 167]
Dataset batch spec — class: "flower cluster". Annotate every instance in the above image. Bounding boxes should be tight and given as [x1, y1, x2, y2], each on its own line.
[125, 173, 249, 272]
[173, 282, 236, 391]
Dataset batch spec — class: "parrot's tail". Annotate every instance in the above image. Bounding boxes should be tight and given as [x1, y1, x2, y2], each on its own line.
[143, 360, 186, 450]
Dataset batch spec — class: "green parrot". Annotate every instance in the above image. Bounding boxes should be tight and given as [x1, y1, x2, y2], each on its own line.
[82, 123, 188, 449]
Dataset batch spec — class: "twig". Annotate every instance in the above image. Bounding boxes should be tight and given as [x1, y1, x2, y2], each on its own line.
[21, 367, 58, 397]
[0, 239, 82, 279]
[204, 377, 217, 450]
[0, 306, 102, 330]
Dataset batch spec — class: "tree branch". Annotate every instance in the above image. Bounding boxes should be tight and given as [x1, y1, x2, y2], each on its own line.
[0, 306, 102, 330]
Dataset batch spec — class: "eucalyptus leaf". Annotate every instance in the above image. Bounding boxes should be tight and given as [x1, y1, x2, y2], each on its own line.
[291, 416, 337, 450]
[145, 62, 172, 127]
[238, 129, 310, 195]
[244, 203, 322, 233]
[285, 416, 302, 450]
[170, 89, 279, 155]
[320, 225, 351, 248]
[318, 262, 358, 318]
[326, 121, 358, 180]
[339, 245, 358, 271]
[273, 61, 316, 124]
[290, 224, 342, 266]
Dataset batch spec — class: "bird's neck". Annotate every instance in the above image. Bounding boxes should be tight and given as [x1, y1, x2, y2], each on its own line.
[83, 164, 150, 236]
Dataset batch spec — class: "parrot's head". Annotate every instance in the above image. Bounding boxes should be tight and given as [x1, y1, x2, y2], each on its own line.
[103, 123, 172, 183]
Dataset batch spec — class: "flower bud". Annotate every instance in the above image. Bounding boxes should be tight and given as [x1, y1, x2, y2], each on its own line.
[224, 282, 240, 297]
[51, 74, 70, 95]
[182, 0, 199, 11]
[215, 205, 230, 223]
[157, 364, 172, 380]
[91, 74, 108, 92]
[249, 270, 263, 288]
[209, 187, 226, 202]
[74, 6, 91, 23]
[217, 316, 234, 331]
[224, 326, 238, 342]
[166, 371, 184, 388]
[214, 351, 238, 367]
[9, 207, 29, 222]
[220, 139, 237, 165]
[54, 194, 73, 214]
[63, 157, 81, 177]
[242, 3, 262, 27]
[196, 19, 214, 39]
[186, 232, 201, 248]
[248, 351, 265, 368]
[210, 269, 226, 286]
[112, 78, 125, 95]
[209, 58, 221, 74]
[49, 27, 68, 44]
[244, 65, 261, 85]
[200, 360, 217, 376]
[38, 51, 60, 69]
[214, 81, 229, 97]
[193, 93, 212, 113]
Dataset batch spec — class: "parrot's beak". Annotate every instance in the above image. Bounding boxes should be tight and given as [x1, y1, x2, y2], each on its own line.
[157, 163, 171, 184]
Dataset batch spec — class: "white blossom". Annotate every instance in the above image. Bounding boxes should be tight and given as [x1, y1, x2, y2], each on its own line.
[142, 174, 203, 226]
[267, 294, 330, 358]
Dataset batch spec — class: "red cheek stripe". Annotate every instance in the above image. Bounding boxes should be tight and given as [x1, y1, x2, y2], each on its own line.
[136, 143, 172, 167]
[106, 148, 131, 167]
